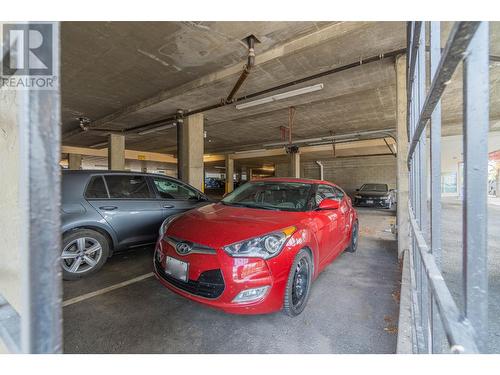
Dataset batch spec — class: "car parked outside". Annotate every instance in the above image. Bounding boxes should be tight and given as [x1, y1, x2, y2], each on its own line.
[61, 170, 209, 280]
[353, 183, 395, 209]
[154, 177, 358, 316]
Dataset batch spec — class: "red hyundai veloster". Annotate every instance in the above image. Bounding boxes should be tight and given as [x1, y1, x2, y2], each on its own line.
[153, 178, 358, 316]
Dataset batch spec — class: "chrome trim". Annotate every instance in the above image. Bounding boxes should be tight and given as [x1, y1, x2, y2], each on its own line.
[166, 236, 217, 255]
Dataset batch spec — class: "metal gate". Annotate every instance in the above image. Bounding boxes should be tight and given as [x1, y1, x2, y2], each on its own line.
[406, 21, 489, 353]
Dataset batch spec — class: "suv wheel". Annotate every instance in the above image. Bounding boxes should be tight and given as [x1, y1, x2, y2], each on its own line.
[61, 229, 110, 280]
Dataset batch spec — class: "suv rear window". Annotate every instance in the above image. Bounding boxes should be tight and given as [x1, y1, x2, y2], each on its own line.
[85, 176, 108, 198]
[104, 175, 153, 199]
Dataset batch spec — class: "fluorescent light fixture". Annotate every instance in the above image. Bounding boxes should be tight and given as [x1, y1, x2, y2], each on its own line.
[235, 83, 324, 110]
[307, 138, 359, 146]
[138, 122, 177, 135]
[90, 141, 108, 148]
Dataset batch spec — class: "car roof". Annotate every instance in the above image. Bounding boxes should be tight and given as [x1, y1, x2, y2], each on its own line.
[250, 177, 340, 187]
[62, 169, 173, 178]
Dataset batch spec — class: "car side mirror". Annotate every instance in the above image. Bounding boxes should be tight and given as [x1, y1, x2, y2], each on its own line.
[318, 198, 340, 210]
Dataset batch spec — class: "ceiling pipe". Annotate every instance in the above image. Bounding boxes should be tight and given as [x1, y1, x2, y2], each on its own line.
[226, 35, 258, 103]
[66, 47, 407, 139]
[315, 160, 324, 180]
[262, 128, 396, 148]
[119, 48, 407, 135]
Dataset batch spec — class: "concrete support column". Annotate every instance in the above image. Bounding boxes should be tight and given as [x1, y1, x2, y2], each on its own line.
[289, 151, 300, 178]
[68, 154, 82, 170]
[496, 168, 500, 197]
[140, 160, 148, 173]
[108, 133, 125, 170]
[248, 168, 253, 181]
[396, 54, 410, 259]
[239, 166, 245, 181]
[178, 113, 204, 190]
[225, 155, 234, 194]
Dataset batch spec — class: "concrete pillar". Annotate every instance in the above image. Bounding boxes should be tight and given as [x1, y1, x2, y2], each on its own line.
[108, 133, 125, 170]
[396, 54, 410, 259]
[248, 168, 253, 181]
[68, 153, 82, 170]
[240, 166, 248, 181]
[225, 155, 234, 194]
[289, 152, 300, 178]
[140, 160, 148, 173]
[496, 168, 500, 197]
[178, 113, 204, 190]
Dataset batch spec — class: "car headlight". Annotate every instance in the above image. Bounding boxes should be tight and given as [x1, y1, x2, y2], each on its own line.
[223, 226, 296, 259]
[159, 214, 181, 237]
[355, 195, 362, 199]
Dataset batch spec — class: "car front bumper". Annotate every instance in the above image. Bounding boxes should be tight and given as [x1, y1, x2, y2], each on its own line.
[153, 238, 292, 314]
[354, 197, 390, 208]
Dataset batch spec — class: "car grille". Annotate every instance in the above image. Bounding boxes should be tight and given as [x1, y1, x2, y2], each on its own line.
[356, 197, 388, 206]
[154, 259, 224, 299]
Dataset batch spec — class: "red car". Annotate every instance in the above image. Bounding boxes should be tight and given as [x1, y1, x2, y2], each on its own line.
[153, 178, 358, 316]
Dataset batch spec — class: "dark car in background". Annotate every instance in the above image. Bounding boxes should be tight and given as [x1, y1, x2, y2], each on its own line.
[353, 183, 395, 209]
[61, 170, 209, 280]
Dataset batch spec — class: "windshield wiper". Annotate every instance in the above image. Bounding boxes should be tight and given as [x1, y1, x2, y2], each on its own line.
[224, 202, 280, 210]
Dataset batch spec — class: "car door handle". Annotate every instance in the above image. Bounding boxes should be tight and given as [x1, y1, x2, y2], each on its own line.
[99, 206, 117, 211]
[163, 204, 175, 209]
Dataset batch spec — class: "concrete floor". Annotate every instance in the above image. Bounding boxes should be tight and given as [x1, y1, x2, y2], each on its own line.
[63, 208, 400, 354]
[440, 198, 500, 353]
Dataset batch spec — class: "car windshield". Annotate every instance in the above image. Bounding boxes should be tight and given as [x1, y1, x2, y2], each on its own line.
[221, 181, 313, 211]
[360, 183, 388, 192]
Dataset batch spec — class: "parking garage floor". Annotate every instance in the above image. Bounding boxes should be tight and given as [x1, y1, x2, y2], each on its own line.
[63, 208, 400, 354]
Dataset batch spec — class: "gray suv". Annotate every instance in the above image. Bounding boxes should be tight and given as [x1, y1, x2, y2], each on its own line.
[61, 170, 209, 280]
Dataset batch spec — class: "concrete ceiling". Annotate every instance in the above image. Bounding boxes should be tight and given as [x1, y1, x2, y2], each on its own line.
[61, 21, 500, 156]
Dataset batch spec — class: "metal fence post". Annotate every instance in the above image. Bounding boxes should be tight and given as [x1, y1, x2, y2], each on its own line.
[429, 21, 444, 354]
[462, 21, 489, 353]
[18, 22, 63, 354]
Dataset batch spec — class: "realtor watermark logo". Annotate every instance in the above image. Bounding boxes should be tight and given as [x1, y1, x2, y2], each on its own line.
[1, 22, 57, 90]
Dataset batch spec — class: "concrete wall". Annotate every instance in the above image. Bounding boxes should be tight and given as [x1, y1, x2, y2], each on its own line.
[276, 155, 397, 196]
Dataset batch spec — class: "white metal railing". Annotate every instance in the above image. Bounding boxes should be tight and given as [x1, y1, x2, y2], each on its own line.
[406, 21, 489, 353]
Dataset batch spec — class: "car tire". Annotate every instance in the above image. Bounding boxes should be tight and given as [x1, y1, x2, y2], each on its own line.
[283, 249, 313, 317]
[344, 220, 359, 253]
[61, 229, 110, 280]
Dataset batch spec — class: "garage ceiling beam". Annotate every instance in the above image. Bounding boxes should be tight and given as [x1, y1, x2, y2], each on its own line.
[124, 47, 406, 135]
[62, 138, 395, 165]
[61, 145, 225, 164]
[231, 138, 395, 160]
[67, 22, 403, 139]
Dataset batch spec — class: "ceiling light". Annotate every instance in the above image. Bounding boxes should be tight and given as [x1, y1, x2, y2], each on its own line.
[235, 83, 324, 110]
[90, 141, 108, 148]
[307, 138, 359, 146]
[138, 122, 177, 135]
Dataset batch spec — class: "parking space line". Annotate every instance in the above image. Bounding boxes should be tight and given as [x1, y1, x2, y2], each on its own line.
[63, 272, 155, 307]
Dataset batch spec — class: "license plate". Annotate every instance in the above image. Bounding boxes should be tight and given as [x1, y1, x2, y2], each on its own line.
[366, 200, 374, 204]
[165, 256, 189, 282]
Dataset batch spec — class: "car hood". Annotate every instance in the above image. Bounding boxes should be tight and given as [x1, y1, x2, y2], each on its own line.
[356, 191, 389, 198]
[166, 203, 307, 248]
